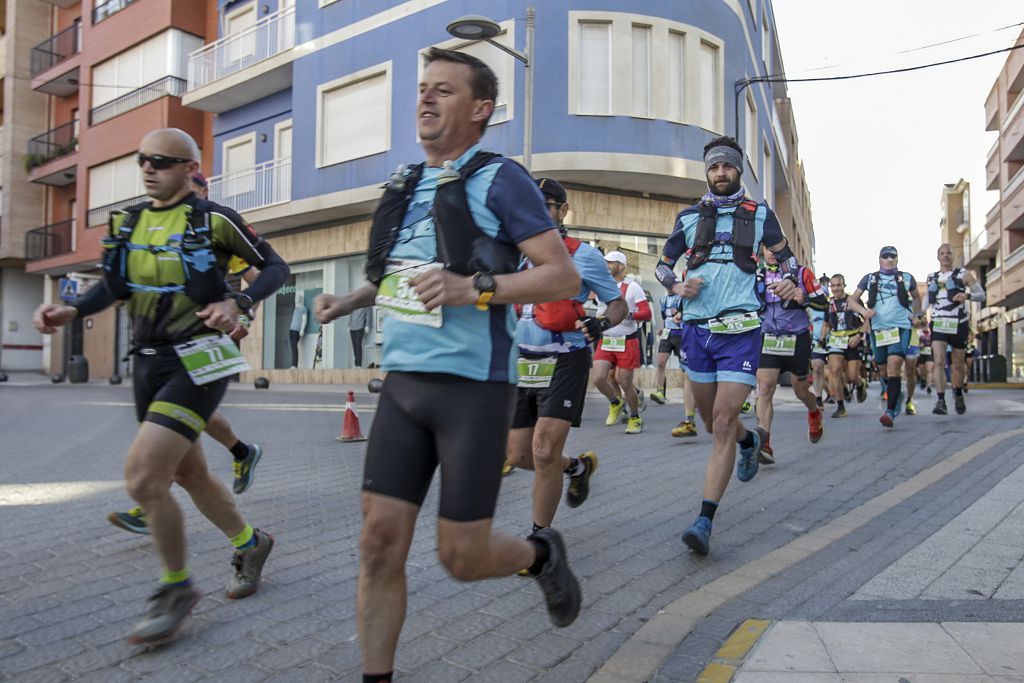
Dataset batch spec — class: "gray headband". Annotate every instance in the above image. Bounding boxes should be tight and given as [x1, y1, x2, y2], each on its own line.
[704, 145, 743, 175]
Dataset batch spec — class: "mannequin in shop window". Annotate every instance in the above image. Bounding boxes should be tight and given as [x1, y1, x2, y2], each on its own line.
[290, 291, 307, 368]
[349, 306, 371, 368]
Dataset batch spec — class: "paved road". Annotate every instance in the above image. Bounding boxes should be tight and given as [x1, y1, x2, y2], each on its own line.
[1, 378, 1022, 681]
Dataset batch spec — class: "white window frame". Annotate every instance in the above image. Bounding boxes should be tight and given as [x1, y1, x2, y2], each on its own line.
[762, 134, 773, 203]
[573, 20, 613, 115]
[745, 92, 758, 180]
[761, 13, 771, 73]
[667, 30, 685, 123]
[697, 38, 723, 133]
[630, 23, 652, 118]
[223, 3, 258, 67]
[274, 118, 293, 160]
[316, 62, 392, 168]
[221, 131, 257, 195]
[273, 118, 293, 203]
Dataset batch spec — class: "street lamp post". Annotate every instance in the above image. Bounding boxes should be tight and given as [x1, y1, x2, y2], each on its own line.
[446, 6, 535, 171]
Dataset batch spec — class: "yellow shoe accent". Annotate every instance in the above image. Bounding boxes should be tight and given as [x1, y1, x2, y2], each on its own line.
[502, 461, 515, 476]
[605, 399, 624, 426]
[625, 415, 643, 434]
[671, 420, 698, 437]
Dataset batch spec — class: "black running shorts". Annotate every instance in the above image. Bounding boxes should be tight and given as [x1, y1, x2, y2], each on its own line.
[657, 331, 684, 357]
[512, 347, 592, 429]
[930, 319, 968, 350]
[758, 331, 811, 379]
[133, 348, 228, 441]
[363, 372, 515, 522]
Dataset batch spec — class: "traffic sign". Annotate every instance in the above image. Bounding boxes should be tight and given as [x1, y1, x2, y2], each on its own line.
[58, 277, 78, 303]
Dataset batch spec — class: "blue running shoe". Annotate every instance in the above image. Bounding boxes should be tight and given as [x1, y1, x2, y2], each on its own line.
[682, 517, 712, 555]
[736, 427, 764, 482]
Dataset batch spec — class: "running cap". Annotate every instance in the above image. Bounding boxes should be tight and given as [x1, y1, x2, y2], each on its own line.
[604, 250, 627, 265]
[704, 145, 743, 175]
[535, 177, 567, 204]
[879, 246, 898, 258]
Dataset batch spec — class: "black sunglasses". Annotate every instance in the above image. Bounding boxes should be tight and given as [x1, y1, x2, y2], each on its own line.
[880, 253, 898, 259]
[137, 153, 192, 170]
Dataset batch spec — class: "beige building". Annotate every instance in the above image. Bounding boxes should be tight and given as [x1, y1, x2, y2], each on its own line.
[772, 96, 814, 269]
[978, 26, 1024, 380]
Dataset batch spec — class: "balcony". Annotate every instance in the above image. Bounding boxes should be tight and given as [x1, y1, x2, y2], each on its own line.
[30, 21, 81, 96]
[90, 76, 187, 126]
[93, 0, 140, 25]
[987, 139, 1000, 190]
[25, 120, 78, 172]
[88, 195, 148, 227]
[184, 5, 296, 114]
[35, 0, 78, 8]
[209, 158, 292, 214]
[1004, 166, 1024, 231]
[25, 220, 74, 261]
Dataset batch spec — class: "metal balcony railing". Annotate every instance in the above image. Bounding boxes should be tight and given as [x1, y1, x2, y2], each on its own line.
[93, 0, 140, 25]
[90, 76, 187, 125]
[25, 220, 74, 260]
[25, 120, 78, 171]
[30, 20, 81, 78]
[209, 158, 292, 213]
[88, 195, 149, 227]
[187, 5, 296, 90]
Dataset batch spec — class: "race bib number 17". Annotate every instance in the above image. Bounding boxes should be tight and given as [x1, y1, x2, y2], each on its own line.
[174, 335, 250, 386]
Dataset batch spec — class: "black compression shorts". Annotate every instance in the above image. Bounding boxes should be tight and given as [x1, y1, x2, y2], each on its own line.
[363, 372, 515, 522]
[512, 347, 591, 429]
[758, 330, 811, 379]
[133, 348, 228, 441]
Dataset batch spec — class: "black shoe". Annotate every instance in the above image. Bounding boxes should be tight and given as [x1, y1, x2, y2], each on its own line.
[855, 380, 867, 404]
[566, 452, 597, 508]
[955, 393, 966, 415]
[933, 399, 948, 416]
[831, 405, 847, 418]
[815, 396, 824, 409]
[528, 528, 581, 628]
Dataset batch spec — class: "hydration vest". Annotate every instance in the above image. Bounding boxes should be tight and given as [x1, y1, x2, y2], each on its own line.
[927, 268, 965, 308]
[828, 297, 862, 331]
[365, 151, 521, 286]
[686, 198, 758, 274]
[865, 270, 910, 309]
[756, 265, 805, 311]
[531, 236, 586, 332]
[101, 200, 225, 305]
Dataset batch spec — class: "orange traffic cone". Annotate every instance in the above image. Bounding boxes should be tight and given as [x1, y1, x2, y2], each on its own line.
[337, 391, 367, 442]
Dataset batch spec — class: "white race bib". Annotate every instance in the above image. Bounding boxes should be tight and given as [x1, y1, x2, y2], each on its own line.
[517, 356, 557, 388]
[932, 317, 959, 335]
[762, 334, 796, 357]
[602, 335, 626, 353]
[874, 328, 901, 347]
[174, 335, 250, 386]
[707, 311, 760, 335]
[375, 259, 443, 328]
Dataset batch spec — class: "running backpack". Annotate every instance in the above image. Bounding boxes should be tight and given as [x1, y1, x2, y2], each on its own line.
[686, 199, 758, 274]
[532, 236, 587, 331]
[926, 268, 965, 307]
[866, 271, 910, 309]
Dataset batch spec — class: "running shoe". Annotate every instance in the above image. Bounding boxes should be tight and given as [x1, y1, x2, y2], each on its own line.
[879, 410, 895, 428]
[926, 385, 933, 395]
[808, 409, 824, 443]
[528, 528, 581, 627]
[625, 415, 643, 434]
[127, 583, 200, 645]
[843, 386, 852, 402]
[232, 444, 263, 495]
[918, 377, 927, 390]
[955, 393, 966, 415]
[502, 461, 516, 476]
[681, 516, 712, 556]
[905, 400, 916, 416]
[671, 420, 698, 438]
[605, 399, 624, 426]
[650, 390, 667, 405]
[566, 452, 597, 508]
[736, 427, 764, 482]
[637, 389, 647, 412]
[831, 405, 847, 418]
[226, 529, 274, 599]
[108, 507, 150, 535]
[758, 432, 775, 464]
[740, 401, 752, 414]
[933, 398, 948, 415]
[855, 379, 868, 403]
[815, 396, 824, 409]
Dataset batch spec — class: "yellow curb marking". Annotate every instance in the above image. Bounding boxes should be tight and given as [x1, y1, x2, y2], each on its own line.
[696, 662, 737, 683]
[588, 427, 1024, 682]
[696, 618, 772, 682]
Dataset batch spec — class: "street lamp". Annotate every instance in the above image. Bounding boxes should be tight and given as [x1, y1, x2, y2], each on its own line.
[446, 7, 535, 171]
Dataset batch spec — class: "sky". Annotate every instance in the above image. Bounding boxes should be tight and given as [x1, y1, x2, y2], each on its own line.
[771, 1, 1023, 285]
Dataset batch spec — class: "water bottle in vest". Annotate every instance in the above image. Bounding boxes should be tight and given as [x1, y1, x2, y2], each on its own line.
[180, 223, 224, 305]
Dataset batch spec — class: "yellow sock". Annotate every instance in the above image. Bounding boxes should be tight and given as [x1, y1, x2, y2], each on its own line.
[230, 524, 255, 549]
[160, 567, 190, 585]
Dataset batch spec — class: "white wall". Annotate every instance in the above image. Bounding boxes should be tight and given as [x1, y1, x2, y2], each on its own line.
[0, 268, 45, 371]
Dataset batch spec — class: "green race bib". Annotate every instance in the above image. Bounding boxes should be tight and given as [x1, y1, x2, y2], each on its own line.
[874, 327, 900, 347]
[375, 259, 443, 328]
[932, 317, 959, 335]
[174, 335, 250, 386]
[602, 335, 626, 353]
[762, 334, 797, 357]
[517, 356, 557, 388]
[708, 312, 761, 335]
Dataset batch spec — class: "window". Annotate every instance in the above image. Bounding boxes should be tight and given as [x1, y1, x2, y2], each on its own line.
[88, 154, 145, 211]
[698, 41, 719, 130]
[762, 14, 771, 73]
[631, 25, 651, 118]
[762, 136, 773, 202]
[91, 29, 202, 109]
[667, 31, 685, 122]
[318, 64, 391, 167]
[274, 119, 293, 202]
[578, 22, 611, 114]
[222, 133, 256, 196]
[745, 93, 758, 177]
[223, 4, 258, 67]
[421, 25, 516, 126]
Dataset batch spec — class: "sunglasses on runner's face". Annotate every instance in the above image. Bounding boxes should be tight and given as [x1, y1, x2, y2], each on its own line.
[137, 153, 192, 170]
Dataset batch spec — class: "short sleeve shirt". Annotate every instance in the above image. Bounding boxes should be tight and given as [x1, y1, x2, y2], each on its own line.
[857, 271, 917, 331]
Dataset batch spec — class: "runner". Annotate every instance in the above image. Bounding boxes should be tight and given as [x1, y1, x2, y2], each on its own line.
[655, 135, 802, 555]
[651, 291, 684, 405]
[809, 274, 830, 409]
[847, 246, 923, 428]
[903, 319, 925, 415]
[592, 251, 652, 434]
[313, 49, 582, 682]
[917, 324, 934, 393]
[754, 245, 827, 462]
[505, 176, 626, 539]
[927, 243, 984, 415]
[32, 128, 289, 644]
[820, 274, 867, 418]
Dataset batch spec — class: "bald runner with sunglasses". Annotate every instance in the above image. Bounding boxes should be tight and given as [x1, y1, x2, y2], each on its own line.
[32, 128, 290, 645]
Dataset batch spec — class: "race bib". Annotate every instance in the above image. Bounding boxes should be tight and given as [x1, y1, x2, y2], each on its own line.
[659, 328, 670, 341]
[174, 335, 250, 386]
[602, 335, 626, 353]
[828, 334, 850, 350]
[932, 317, 959, 335]
[874, 328, 901, 347]
[707, 311, 761, 335]
[762, 334, 797, 357]
[375, 259, 443, 328]
[517, 356, 557, 388]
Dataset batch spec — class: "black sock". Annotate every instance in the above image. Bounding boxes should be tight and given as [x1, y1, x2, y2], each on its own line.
[738, 430, 755, 450]
[609, 395, 620, 405]
[629, 411, 639, 418]
[837, 400, 845, 409]
[954, 387, 964, 397]
[532, 522, 546, 535]
[938, 391, 946, 401]
[363, 674, 393, 683]
[699, 499, 719, 522]
[527, 537, 550, 575]
[886, 377, 901, 412]
[564, 458, 584, 477]
[229, 440, 250, 461]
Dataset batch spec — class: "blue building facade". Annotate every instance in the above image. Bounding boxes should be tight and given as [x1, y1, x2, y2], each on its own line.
[185, 0, 813, 376]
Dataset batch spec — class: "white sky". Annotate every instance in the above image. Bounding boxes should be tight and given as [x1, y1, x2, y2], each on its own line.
[772, 1, 1023, 285]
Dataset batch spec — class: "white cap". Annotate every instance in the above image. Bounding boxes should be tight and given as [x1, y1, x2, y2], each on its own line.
[604, 250, 627, 265]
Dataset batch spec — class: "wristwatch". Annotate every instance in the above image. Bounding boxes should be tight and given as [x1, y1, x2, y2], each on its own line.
[472, 272, 497, 311]
[227, 292, 254, 315]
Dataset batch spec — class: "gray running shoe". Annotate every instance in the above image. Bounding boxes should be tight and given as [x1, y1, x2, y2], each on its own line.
[127, 583, 200, 645]
[108, 506, 150, 535]
[232, 444, 263, 495]
[528, 528, 581, 627]
[226, 529, 274, 599]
